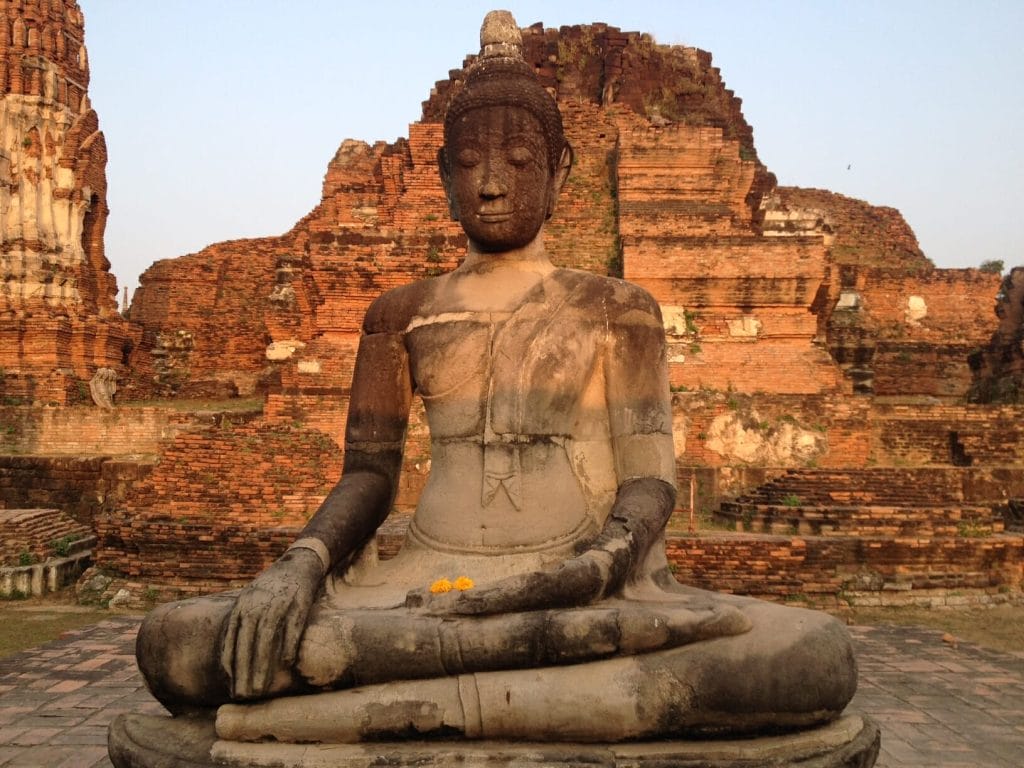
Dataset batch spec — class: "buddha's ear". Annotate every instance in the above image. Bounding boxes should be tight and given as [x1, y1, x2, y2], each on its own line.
[438, 146, 459, 220]
[547, 143, 573, 218]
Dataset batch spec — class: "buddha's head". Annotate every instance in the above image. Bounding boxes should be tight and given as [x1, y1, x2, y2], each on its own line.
[440, 11, 573, 252]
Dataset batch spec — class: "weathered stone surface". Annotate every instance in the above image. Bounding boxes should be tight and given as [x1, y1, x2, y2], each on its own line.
[88, 365, 116, 407]
[120, 17, 864, 762]
[108, 712, 880, 768]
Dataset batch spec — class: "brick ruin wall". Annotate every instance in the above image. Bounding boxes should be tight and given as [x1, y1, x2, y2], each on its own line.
[970, 267, 1024, 403]
[666, 533, 1022, 609]
[120, 21, 1011, 410]
[0, 1, 131, 405]
[0, 454, 151, 527]
[94, 422, 344, 591]
[0, 404, 257, 455]
[862, 269, 1002, 398]
[0, 507, 91, 566]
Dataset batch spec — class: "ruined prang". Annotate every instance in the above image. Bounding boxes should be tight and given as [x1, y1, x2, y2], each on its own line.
[0, 0, 130, 406]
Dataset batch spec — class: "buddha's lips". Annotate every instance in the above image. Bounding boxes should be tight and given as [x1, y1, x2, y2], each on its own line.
[477, 211, 512, 222]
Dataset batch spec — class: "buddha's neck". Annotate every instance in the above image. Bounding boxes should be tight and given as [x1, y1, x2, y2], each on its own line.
[459, 235, 554, 275]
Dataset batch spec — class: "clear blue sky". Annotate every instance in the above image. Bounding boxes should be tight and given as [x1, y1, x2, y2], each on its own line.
[80, 1, 1024, 299]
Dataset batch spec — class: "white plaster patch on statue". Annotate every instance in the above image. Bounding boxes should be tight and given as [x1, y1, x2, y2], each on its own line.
[297, 359, 321, 374]
[905, 295, 927, 324]
[726, 315, 761, 338]
[705, 410, 826, 465]
[265, 340, 306, 361]
[406, 311, 478, 332]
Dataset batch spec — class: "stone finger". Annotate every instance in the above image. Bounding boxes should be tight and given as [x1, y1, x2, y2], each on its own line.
[254, 600, 289, 696]
[233, 611, 260, 699]
[220, 609, 241, 684]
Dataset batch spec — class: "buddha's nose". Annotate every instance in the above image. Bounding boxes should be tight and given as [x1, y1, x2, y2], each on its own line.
[480, 175, 507, 198]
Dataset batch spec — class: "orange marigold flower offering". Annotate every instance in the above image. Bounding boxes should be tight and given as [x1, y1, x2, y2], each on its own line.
[453, 576, 475, 591]
[429, 578, 453, 594]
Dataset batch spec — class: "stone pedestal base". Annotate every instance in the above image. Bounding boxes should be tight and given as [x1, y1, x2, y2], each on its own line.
[109, 712, 879, 768]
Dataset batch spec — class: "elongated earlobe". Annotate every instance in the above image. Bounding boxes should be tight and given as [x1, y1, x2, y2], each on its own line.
[546, 144, 574, 218]
[437, 147, 459, 221]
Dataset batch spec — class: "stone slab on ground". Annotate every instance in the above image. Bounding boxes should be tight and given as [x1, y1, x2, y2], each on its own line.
[0, 617, 1022, 767]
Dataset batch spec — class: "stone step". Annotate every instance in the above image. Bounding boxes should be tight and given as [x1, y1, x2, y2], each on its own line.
[717, 502, 1000, 537]
[734, 468, 967, 507]
[665, 530, 1023, 605]
[0, 507, 94, 565]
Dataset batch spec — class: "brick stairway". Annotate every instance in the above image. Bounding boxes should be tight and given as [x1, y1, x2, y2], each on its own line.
[718, 468, 1002, 538]
[665, 468, 1023, 606]
[0, 508, 95, 566]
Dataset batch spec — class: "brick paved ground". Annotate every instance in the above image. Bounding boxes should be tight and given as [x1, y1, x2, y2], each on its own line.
[0, 617, 1020, 767]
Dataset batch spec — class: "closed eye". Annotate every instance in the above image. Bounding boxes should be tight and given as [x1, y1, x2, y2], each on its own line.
[507, 146, 533, 167]
[457, 148, 481, 167]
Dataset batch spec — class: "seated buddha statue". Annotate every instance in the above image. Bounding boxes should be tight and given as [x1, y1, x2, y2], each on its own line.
[130, 11, 859, 749]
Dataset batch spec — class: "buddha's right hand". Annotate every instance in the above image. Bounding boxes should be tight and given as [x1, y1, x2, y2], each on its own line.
[220, 548, 323, 700]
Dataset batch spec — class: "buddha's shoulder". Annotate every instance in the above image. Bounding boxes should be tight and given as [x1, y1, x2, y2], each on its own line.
[551, 269, 663, 323]
[362, 279, 438, 334]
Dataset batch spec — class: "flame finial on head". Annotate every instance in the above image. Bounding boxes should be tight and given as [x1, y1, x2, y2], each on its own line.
[443, 10, 569, 174]
[480, 10, 523, 59]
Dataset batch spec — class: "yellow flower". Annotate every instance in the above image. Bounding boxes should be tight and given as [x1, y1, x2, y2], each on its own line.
[430, 578, 453, 594]
[453, 576, 475, 591]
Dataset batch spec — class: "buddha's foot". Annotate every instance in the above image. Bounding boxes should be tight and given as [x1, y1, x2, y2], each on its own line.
[295, 598, 749, 688]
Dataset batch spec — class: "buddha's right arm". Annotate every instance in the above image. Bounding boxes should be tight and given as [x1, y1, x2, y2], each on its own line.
[290, 326, 414, 571]
[221, 324, 413, 699]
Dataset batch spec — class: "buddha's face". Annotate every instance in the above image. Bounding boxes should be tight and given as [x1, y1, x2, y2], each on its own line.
[442, 105, 559, 252]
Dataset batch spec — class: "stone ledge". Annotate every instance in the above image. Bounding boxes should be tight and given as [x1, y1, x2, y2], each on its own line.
[0, 547, 93, 597]
[108, 712, 879, 768]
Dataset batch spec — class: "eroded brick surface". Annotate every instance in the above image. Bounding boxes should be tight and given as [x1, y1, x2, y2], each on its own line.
[0, 1, 132, 405]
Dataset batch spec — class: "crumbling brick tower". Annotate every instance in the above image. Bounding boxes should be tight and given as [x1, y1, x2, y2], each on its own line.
[0, 0, 129, 405]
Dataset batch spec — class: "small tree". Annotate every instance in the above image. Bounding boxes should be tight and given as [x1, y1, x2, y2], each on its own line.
[979, 259, 1004, 274]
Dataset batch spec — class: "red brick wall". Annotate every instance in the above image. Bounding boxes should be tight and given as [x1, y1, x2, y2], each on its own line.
[0, 455, 152, 526]
[666, 532, 1023, 607]
[0, 405, 253, 455]
[94, 422, 345, 585]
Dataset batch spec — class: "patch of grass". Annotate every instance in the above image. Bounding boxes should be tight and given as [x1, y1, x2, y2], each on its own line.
[17, 551, 37, 567]
[957, 521, 991, 538]
[50, 535, 79, 557]
[0, 593, 115, 659]
[846, 604, 1024, 654]
[780, 494, 802, 508]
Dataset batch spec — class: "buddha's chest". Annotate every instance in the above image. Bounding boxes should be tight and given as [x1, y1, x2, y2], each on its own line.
[405, 311, 606, 437]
